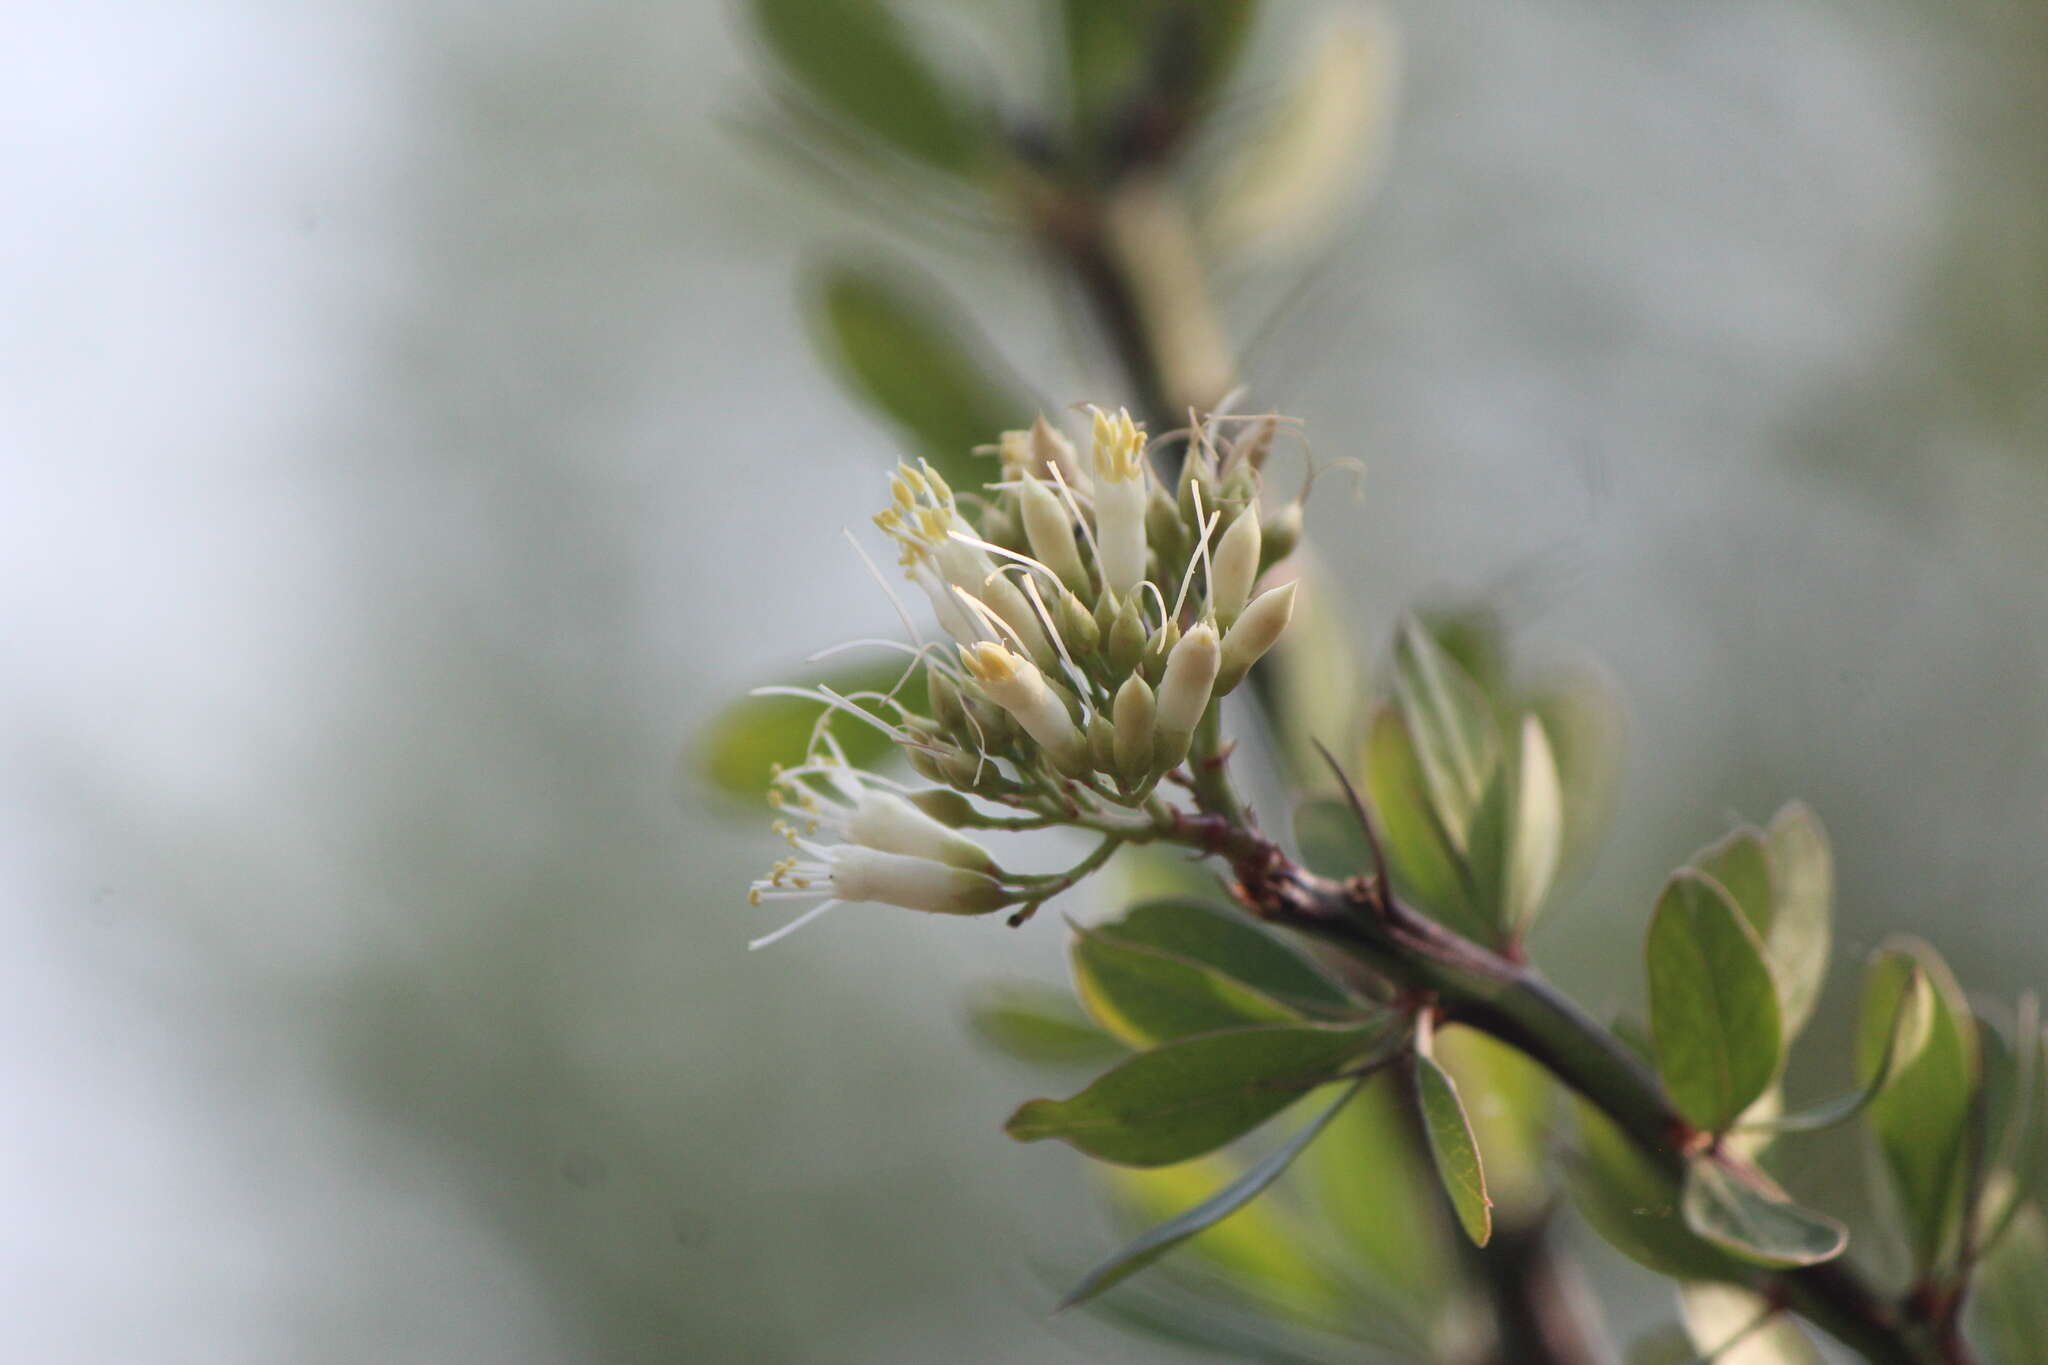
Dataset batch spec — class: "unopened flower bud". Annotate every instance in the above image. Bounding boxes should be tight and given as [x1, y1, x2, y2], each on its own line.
[1112, 674, 1157, 785]
[960, 642, 1089, 774]
[1153, 623, 1221, 770]
[1107, 594, 1148, 678]
[831, 846, 1013, 915]
[1057, 585, 1100, 656]
[1090, 407, 1148, 598]
[1216, 581, 1297, 694]
[1088, 710, 1116, 773]
[1018, 472, 1090, 597]
[907, 788, 979, 829]
[1219, 461, 1260, 511]
[1232, 415, 1278, 472]
[926, 663, 966, 733]
[1208, 506, 1262, 628]
[1146, 486, 1188, 569]
[1031, 415, 1083, 487]
[1141, 617, 1181, 685]
[845, 790, 999, 873]
[1260, 502, 1304, 569]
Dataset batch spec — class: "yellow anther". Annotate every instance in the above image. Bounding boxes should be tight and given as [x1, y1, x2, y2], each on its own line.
[1090, 406, 1144, 484]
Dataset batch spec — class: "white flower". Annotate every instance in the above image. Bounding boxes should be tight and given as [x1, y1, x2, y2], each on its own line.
[959, 640, 1089, 774]
[748, 840, 1013, 949]
[771, 761, 996, 874]
[873, 462, 1056, 663]
[1090, 407, 1149, 600]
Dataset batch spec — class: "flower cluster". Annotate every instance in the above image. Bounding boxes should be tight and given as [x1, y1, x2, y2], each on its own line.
[747, 407, 1304, 946]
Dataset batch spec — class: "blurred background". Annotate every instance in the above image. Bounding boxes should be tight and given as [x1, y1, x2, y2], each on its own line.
[2, 0, 2044, 1361]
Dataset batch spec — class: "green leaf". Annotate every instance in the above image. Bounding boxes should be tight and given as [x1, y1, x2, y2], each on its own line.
[1689, 829, 1773, 942]
[1503, 715, 1565, 933]
[1525, 666, 1626, 882]
[1361, 706, 1490, 943]
[1098, 899, 1350, 1010]
[1680, 1158, 1848, 1267]
[1568, 1100, 1749, 1282]
[1004, 1022, 1394, 1167]
[1061, 0, 1260, 130]
[1292, 797, 1372, 879]
[1733, 965, 1922, 1136]
[1390, 616, 1502, 852]
[695, 658, 921, 801]
[1761, 804, 1832, 1040]
[1966, 1202, 2048, 1365]
[751, 0, 990, 176]
[1679, 1283, 1824, 1365]
[1436, 1025, 1553, 1225]
[1859, 938, 1979, 1271]
[1647, 871, 1785, 1134]
[966, 981, 1127, 1066]
[1415, 1052, 1492, 1246]
[1968, 993, 2042, 1258]
[1299, 1071, 1455, 1307]
[1062, 1082, 1360, 1308]
[1070, 923, 1302, 1047]
[808, 261, 1031, 491]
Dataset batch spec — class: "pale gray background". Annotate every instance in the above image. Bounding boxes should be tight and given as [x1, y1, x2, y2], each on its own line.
[2, 1, 2043, 1361]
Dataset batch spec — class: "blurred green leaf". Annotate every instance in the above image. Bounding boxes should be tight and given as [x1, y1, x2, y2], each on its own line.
[696, 657, 923, 801]
[1005, 1022, 1393, 1167]
[1966, 1202, 2048, 1365]
[1689, 828, 1773, 942]
[1206, 10, 1394, 256]
[1062, 0, 1260, 132]
[1568, 1099, 1747, 1282]
[1679, 1283, 1823, 1365]
[809, 260, 1031, 491]
[1414, 1052, 1491, 1246]
[1734, 965, 1921, 1136]
[1390, 616, 1501, 852]
[1680, 1158, 1847, 1267]
[1361, 706, 1490, 943]
[1503, 715, 1565, 934]
[1065, 1081, 1359, 1308]
[1525, 665, 1626, 882]
[1647, 871, 1784, 1134]
[966, 980, 1127, 1066]
[1071, 923, 1302, 1047]
[1299, 1070, 1454, 1308]
[1099, 899, 1350, 1010]
[1968, 993, 2042, 1258]
[1761, 804, 1833, 1040]
[751, 0, 991, 177]
[1858, 938, 1978, 1271]
[1436, 1025, 1552, 1226]
[1292, 796, 1372, 880]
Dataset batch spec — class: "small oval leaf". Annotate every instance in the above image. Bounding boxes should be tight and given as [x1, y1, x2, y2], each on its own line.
[1680, 1158, 1847, 1268]
[1070, 924, 1302, 1047]
[1647, 871, 1785, 1134]
[1415, 1053, 1492, 1246]
[1096, 899, 1351, 1010]
[966, 981, 1127, 1067]
[752, 0, 990, 176]
[809, 261, 1031, 492]
[1004, 1022, 1393, 1167]
[696, 658, 921, 801]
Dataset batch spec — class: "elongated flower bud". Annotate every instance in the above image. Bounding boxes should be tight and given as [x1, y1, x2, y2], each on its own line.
[1141, 617, 1181, 685]
[1019, 472, 1090, 596]
[1031, 415, 1083, 488]
[906, 788, 978, 828]
[1091, 407, 1148, 598]
[829, 847, 1012, 915]
[1112, 673, 1156, 785]
[960, 642, 1088, 774]
[1088, 710, 1116, 773]
[1216, 581, 1297, 694]
[1208, 507, 1262, 628]
[844, 790, 999, 873]
[1261, 502, 1303, 568]
[1106, 593, 1148, 678]
[1153, 623, 1221, 770]
[1057, 585, 1100, 656]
